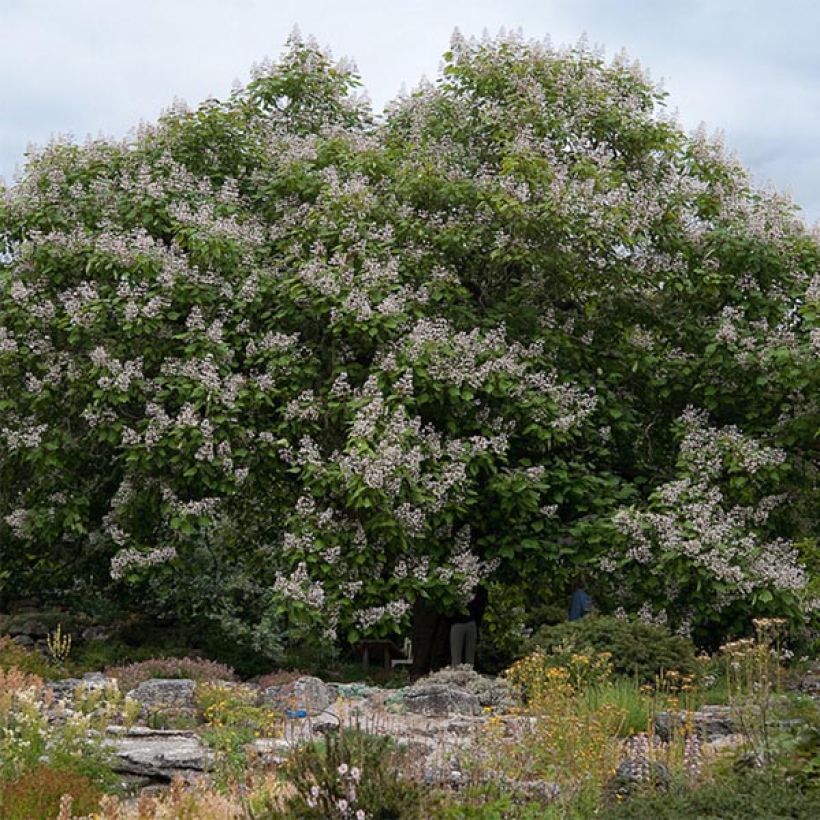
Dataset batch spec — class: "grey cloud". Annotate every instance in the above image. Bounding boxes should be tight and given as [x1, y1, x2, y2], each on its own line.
[2, 0, 818, 222]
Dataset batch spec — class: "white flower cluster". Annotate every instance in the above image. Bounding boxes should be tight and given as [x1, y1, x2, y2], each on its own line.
[273, 562, 326, 609]
[611, 409, 807, 618]
[110, 545, 177, 579]
[355, 598, 410, 630]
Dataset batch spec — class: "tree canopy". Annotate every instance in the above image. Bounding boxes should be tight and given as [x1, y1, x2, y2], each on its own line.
[1, 32, 817, 656]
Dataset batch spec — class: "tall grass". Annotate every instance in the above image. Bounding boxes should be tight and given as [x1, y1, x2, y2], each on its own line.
[584, 678, 652, 737]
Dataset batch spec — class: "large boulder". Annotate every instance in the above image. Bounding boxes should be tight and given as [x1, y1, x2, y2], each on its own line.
[403, 683, 481, 717]
[412, 667, 515, 709]
[106, 727, 212, 780]
[261, 675, 332, 715]
[126, 678, 197, 717]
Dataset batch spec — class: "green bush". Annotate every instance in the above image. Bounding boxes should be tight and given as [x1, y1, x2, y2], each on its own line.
[0, 637, 58, 678]
[529, 616, 697, 682]
[478, 582, 530, 674]
[601, 771, 819, 819]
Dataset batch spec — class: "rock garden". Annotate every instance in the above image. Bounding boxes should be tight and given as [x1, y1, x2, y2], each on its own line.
[1, 613, 818, 818]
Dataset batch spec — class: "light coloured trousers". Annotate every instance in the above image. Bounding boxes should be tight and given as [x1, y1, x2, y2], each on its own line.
[450, 620, 477, 667]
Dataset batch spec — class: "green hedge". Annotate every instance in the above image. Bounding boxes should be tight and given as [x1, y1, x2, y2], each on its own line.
[529, 615, 697, 682]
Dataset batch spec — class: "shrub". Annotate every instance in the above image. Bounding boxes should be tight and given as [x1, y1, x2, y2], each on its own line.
[530, 616, 697, 682]
[106, 656, 237, 692]
[499, 651, 625, 793]
[196, 683, 282, 787]
[0, 637, 59, 679]
[601, 770, 819, 819]
[256, 668, 307, 689]
[279, 726, 425, 819]
[0, 766, 105, 819]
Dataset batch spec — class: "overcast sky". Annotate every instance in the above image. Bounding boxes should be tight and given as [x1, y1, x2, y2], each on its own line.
[2, 0, 818, 223]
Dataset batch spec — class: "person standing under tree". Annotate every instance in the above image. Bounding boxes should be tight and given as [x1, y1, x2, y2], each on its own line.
[449, 586, 488, 667]
[569, 575, 594, 621]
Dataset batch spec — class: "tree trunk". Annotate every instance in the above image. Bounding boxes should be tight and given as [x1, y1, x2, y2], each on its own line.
[411, 599, 450, 674]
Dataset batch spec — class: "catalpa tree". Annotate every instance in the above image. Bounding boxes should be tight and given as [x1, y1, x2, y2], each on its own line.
[1, 32, 816, 654]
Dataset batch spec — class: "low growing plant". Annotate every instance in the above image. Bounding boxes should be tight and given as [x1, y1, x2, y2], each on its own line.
[0, 765, 105, 820]
[107, 656, 237, 692]
[0, 674, 116, 789]
[501, 651, 625, 798]
[45, 623, 72, 671]
[601, 767, 819, 819]
[0, 637, 59, 679]
[278, 725, 425, 819]
[197, 682, 282, 788]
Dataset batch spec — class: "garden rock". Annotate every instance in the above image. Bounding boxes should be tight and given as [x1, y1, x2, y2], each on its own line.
[106, 727, 212, 780]
[798, 665, 820, 698]
[49, 671, 118, 703]
[261, 675, 331, 715]
[81, 625, 114, 642]
[402, 683, 481, 716]
[327, 682, 380, 700]
[309, 712, 340, 735]
[413, 667, 515, 709]
[126, 678, 197, 717]
[655, 705, 737, 741]
[7, 618, 49, 638]
[251, 737, 292, 765]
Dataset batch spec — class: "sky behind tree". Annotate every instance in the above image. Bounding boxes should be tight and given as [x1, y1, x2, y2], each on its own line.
[2, 0, 817, 223]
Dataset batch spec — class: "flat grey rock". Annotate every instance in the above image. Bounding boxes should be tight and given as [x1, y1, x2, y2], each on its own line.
[655, 705, 737, 741]
[106, 729, 212, 779]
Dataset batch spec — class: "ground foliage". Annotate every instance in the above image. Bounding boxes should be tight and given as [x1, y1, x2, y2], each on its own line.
[0, 30, 817, 654]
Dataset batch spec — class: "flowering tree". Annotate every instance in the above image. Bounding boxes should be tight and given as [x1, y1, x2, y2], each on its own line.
[1, 32, 816, 651]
